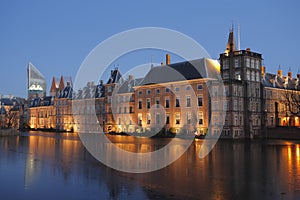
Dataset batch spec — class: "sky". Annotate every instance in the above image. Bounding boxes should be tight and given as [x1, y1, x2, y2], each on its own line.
[0, 0, 300, 97]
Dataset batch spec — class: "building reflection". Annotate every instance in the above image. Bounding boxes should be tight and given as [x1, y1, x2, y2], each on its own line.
[2, 133, 300, 199]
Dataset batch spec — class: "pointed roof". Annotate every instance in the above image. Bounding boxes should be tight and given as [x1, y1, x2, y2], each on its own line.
[225, 29, 237, 53]
[58, 76, 65, 91]
[50, 77, 57, 93]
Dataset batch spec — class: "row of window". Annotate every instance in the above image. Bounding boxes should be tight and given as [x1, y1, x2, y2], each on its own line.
[135, 112, 204, 126]
[222, 58, 260, 70]
[137, 84, 203, 95]
[138, 96, 203, 109]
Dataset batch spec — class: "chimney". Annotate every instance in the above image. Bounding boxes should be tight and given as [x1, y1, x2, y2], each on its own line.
[278, 69, 282, 77]
[288, 71, 292, 79]
[261, 66, 265, 76]
[166, 54, 171, 65]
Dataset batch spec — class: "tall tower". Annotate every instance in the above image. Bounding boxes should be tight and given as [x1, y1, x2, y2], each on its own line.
[27, 62, 46, 100]
[219, 28, 263, 138]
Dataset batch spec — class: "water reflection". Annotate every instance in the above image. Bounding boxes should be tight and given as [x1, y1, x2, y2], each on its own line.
[1, 132, 300, 199]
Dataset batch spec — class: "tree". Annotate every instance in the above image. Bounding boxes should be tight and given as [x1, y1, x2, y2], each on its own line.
[285, 90, 300, 117]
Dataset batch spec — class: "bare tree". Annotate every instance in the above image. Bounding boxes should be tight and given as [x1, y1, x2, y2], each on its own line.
[285, 90, 300, 117]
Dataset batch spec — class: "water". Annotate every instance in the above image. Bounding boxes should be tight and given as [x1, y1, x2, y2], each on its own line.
[1, 131, 300, 200]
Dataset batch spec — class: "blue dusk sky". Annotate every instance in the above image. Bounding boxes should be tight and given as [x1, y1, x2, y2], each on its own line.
[0, 0, 299, 97]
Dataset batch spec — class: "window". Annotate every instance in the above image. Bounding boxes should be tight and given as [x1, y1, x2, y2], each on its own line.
[186, 112, 191, 124]
[235, 58, 239, 68]
[138, 100, 142, 109]
[156, 98, 160, 108]
[255, 60, 259, 69]
[147, 99, 151, 109]
[213, 101, 218, 110]
[175, 87, 180, 92]
[186, 86, 191, 91]
[176, 97, 180, 107]
[156, 89, 160, 94]
[123, 96, 127, 102]
[197, 84, 203, 90]
[223, 59, 229, 69]
[138, 113, 142, 126]
[246, 58, 250, 68]
[156, 113, 160, 124]
[256, 71, 260, 82]
[165, 97, 170, 108]
[124, 107, 127, 113]
[118, 118, 121, 125]
[129, 106, 133, 113]
[246, 70, 250, 80]
[235, 71, 241, 80]
[147, 90, 151, 95]
[175, 113, 180, 124]
[223, 100, 228, 111]
[166, 114, 170, 124]
[108, 86, 112, 92]
[213, 86, 218, 96]
[186, 96, 191, 107]
[198, 112, 203, 125]
[147, 113, 151, 124]
[225, 86, 229, 96]
[251, 59, 255, 68]
[198, 96, 203, 106]
[119, 107, 122, 114]
[165, 88, 170, 93]
[223, 72, 229, 79]
[234, 100, 238, 111]
[251, 71, 255, 81]
[138, 91, 142, 95]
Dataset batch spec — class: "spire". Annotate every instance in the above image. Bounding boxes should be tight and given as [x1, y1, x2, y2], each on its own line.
[50, 77, 57, 96]
[225, 28, 237, 53]
[58, 76, 65, 91]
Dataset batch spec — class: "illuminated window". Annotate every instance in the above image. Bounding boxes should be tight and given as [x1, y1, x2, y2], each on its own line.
[198, 112, 203, 125]
[175, 113, 180, 124]
[138, 113, 142, 126]
[147, 113, 151, 124]
[186, 112, 191, 124]
[186, 96, 191, 107]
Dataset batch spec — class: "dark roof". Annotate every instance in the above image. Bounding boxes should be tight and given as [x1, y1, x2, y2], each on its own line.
[58, 82, 73, 99]
[0, 105, 6, 115]
[140, 58, 220, 85]
[117, 77, 143, 94]
[30, 96, 54, 107]
[262, 73, 300, 90]
[107, 69, 122, 84]
[0, 98, 20, 106]
[95, 81, 105, 98]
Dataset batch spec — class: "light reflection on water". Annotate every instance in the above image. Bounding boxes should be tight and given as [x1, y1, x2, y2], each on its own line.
[0, 131, 300, 200]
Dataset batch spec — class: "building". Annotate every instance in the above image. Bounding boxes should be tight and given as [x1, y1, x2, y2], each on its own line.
[26, 28, 300, 138]
[0, 96, 25, 129]
[27, 62, 47, 100]
[219, 28, 264, 138]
